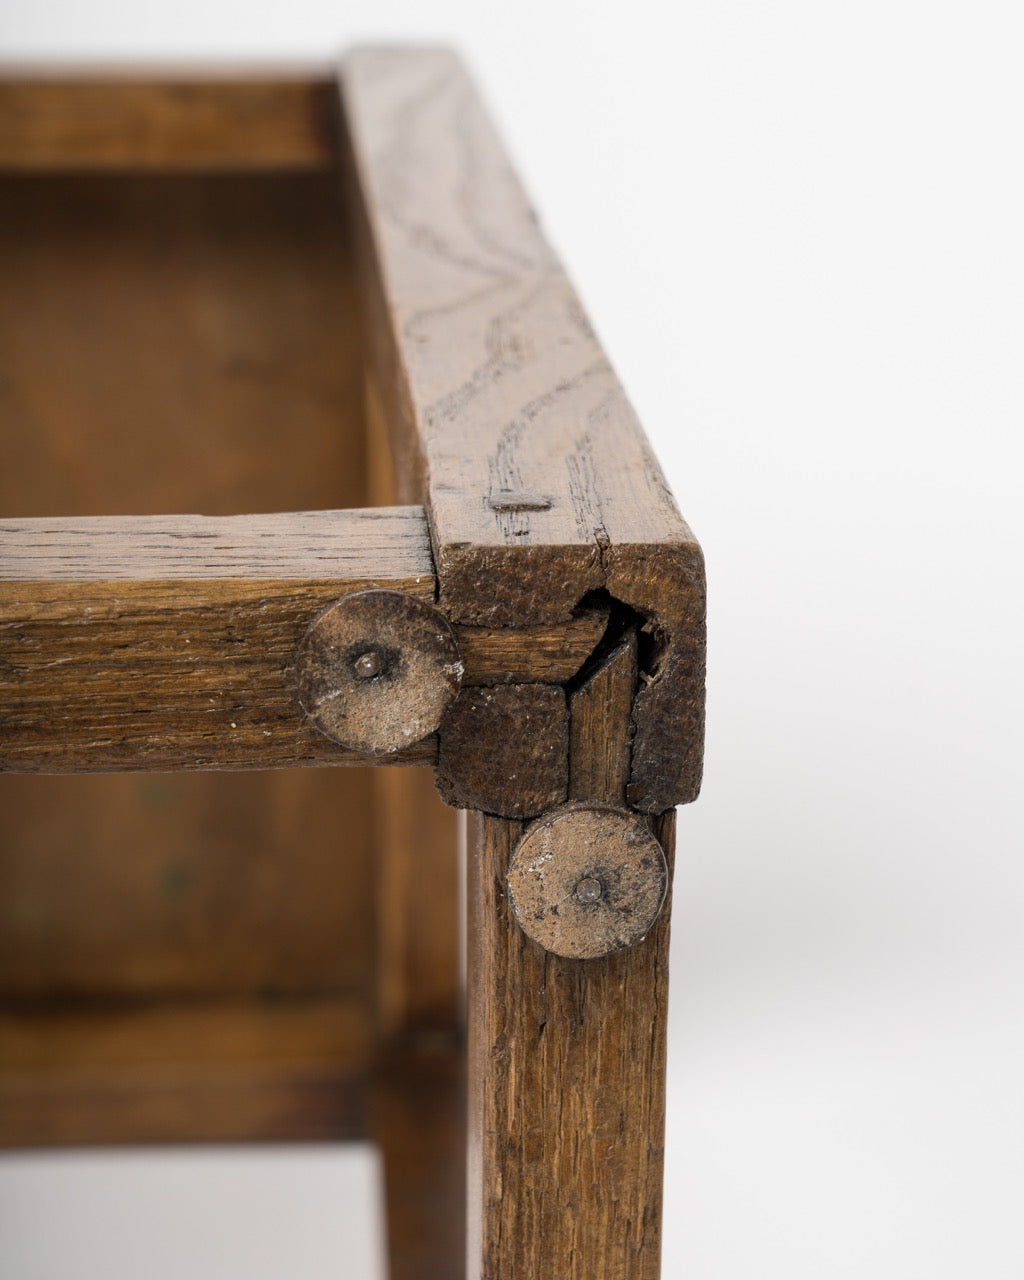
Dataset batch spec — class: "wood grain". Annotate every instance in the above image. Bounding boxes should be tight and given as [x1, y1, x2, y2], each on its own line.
[458, 604, 607, 687]
[0, 170, 364, 520]
[0, 510, 437, 773]
[372, 1046, 466, 1280]
[0, 996, 369, 1146]
[466, 809, 674, 1280]
[340, 47, 705, 810]
[568, 630, 637, 805]
[0, 76, 339, 169]
[1, 511, 615, 773]
[464, 607, 673, 1277]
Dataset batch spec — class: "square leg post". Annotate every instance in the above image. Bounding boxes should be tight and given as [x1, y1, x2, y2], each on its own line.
[467, 809, 674, 1280]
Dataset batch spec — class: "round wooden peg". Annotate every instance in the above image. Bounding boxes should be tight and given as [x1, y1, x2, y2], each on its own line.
[296, 590, 462, 754]
[506, 804, 669, 960]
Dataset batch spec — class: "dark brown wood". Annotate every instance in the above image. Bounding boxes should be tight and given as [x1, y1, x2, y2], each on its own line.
[0, 76, 339, 169]
[0, 153, 386, 1151]
[371, 769, 461, 1044]
[436, 684, 568, 817]
[339, 47, 705, 812]
[0, 996, 369, 1146]
[1, 513, 616, 774]
[372, 1046, 466, 1280]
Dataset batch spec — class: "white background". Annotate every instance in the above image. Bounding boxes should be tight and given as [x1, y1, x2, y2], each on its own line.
[2, 2, 1022, 1276]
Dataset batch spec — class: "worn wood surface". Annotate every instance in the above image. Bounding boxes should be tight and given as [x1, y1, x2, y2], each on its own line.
[458, 605, 607, 687]
[295, 589, 462, 755]
[0, 996, 369, 1146]
[466, 809, 674, 1280]
[568, 631, 637, 805]
[372, 1046, 466, 1280]
[464, 604, 673, 1277]
[340, 46, 705, 810]
[1, 512, 614, 773]
[0, 76, 339, 169]
[506, 804, 668, 961]
[0, 510, 437, 772]
[436, 684, 568, 817]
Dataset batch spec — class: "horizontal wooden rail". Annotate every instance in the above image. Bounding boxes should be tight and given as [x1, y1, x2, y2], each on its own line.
[0, 507, 607, 773]
[0, 74, 340, 170]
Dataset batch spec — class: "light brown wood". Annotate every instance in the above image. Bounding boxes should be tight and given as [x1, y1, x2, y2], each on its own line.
[0, 510, 437, 773]
[568, 631, 638, 804]
[466, 809, 674, 1280]
[0, 169, 364, 519]
[0, 76, 339, 169]
[0, 509, 434, 582]
[365, 345, 466, 1280]
[0, 153, 384, 1141]
[340, 47, 705, 811]
[506, 803, 668, 960]
[0, 996, 369, 1146]
[0, 57, 703, 1280]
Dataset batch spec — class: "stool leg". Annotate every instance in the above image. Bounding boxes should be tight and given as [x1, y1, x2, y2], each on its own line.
[370, 769, 465, 1280]
[466, 809, 675, 1280]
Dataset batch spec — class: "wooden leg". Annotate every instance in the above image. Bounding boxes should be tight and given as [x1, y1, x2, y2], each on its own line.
[370, 767, 465, 1280]
[466, 808, 675, 1280]
[373, 1044, 466, 1280]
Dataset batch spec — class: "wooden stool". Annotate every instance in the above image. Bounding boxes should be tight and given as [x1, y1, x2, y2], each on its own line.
[0, 48, 705, 1280]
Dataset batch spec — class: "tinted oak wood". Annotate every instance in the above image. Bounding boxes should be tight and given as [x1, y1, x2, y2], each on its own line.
[340, 47, 705, 810]
[0, 509, 437, 773]
[568, 631, 637, 805]
[465, 608, 672, 1278]
[0, 996, 369, 1146]
[0, 76, 339, 169]
[0, 170, 364, 520]
[466, 809, 674, 1280]
[1, 511, 612, 773]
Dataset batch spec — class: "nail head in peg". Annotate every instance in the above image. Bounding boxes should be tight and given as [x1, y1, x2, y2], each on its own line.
[507, 804, 669, 960]
[296, 590, 462, 755]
